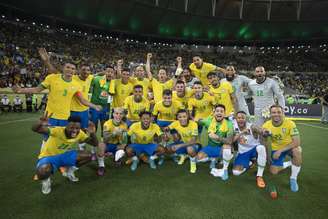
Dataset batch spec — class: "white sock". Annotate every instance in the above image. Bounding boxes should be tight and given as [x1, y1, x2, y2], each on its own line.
[150, 155, 157, 160]
[256, 145, 266, 177]
[132, 156, 138, 161]
[222, 148, 232, 170]
[91, 147, 96, 154]
[98, 156, 105, 167]
[79, 143, 86, 150]
[197, 157, 209, 163]
[283, 161, 292, 169]
[232, 168, 246, 176]
[189, 156, 196, 162]
[115, 149, 125, 161]
[290, 164, 301, 180]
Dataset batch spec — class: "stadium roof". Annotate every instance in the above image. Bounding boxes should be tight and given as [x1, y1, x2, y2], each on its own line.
[1, 0, 328, 43]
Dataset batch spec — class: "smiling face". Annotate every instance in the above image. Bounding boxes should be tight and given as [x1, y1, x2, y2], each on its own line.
[192, 56, 203, 68]
[193, 83, 203, 98]
[140, 113, 151, 129]
[105, 67, 115, 80]
[133, 87, 143, 102]
[163, 94, 172, 106]
[80, 65, 91, 80]
[175, 82, 185, 94]
[270, 106, 284, 125]
[65, 122, 81, 138]
[207, 73, 219, 87]
[63, 63, 76, 80]
[226, 66, 236, 81]
[121, 70, 130, 82]
[214, 106, 225, 122]
[135, 66, 145, 79]
[177, 111, 188, 126]
[236, 112, 247, 129]
[113, 108, 124, 123]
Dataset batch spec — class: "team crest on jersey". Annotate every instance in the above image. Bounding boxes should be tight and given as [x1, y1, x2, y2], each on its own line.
[282, 128, 287, 133]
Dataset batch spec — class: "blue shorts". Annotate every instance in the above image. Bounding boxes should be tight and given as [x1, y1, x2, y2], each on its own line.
[70, 110, 89, 129]
[48, 118, 68, 127]
[271, 149, 293, 167]
[200, 145, 222, 158]
[106, 143, 118, 154]
[36, 150, 78, 172]
[234, 147, 257, 169]
[89, 106, 108, 124]
[129, 143, 158, 156]
[167, 141, 199, 155]
[156, 120, 172, 128]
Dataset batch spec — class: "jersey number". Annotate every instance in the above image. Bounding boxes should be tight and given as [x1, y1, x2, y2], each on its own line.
[256, 90, 264, 97]
[58, 143, 70, 150]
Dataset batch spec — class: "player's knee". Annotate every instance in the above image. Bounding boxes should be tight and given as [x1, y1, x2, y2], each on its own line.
[292, 147, 302, 165]
[125, 146, 134, 157]
[232, 169, 243, 176]
[156, 146, 165, 155]
[196, 152, 206, 160]
[37, 164, 52, 180]
[222, 144, 231, 149]
[187, 146, 196, 156]
[270, 166, 280, 175]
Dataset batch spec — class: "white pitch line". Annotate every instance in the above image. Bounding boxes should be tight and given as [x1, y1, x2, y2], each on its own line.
[298, 123, 328, 130]
[0, 117, 38, 125]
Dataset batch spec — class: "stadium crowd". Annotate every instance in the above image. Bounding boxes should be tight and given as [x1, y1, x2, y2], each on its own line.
[1, 19, 328, 98]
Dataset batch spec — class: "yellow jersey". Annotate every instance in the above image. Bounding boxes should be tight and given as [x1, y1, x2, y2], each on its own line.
[168, 120, 198, 143]
[71, 74, 94, 112]
[123, 95, 150, 121]
[41, 74, 81, 120]
[38, 127, 88, 159]
[189, 62, 217, 85]
[112, 79, 133, 107]
[172, 88, 193, 108]
[188, 92, 215, 121]
[103, 119, 128, 144]
[151, 78, 174, 103]
[128, 122, 162, 144]
[129, 77, 151, 99]
[209, 81, 234, 116]
[262, 119, 300, 151]
[153, 100, 184, 121]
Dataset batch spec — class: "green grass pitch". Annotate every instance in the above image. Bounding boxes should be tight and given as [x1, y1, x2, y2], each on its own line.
[0, 113, 327, 219]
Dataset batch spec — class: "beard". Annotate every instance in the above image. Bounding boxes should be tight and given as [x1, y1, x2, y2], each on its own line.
[226, 75, 234, 81]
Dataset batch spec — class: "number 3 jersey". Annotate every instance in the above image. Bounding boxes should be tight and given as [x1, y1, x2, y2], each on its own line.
[41, 74, 82, 120]
[233, 120, 260, 154]
[38, 127, 88, 159]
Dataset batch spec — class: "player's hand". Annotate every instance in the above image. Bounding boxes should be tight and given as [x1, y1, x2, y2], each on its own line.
[262, 129, 272, 137]
[176, 57, 182, 63]
[112, 127, 122, 136]
[38, 48, 50, 62]
[147, 53, 152, 59]
[39, 111, 53, 125]
[272, 150, 282, 160]
[209, 133, 219, 141]
[95, 105, 103, 111]
[87, 121, 96, 134]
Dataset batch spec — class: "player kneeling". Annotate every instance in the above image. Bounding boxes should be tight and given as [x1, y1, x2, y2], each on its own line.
[262, 105, 302, 192]
[164, 109, 199, 173]
[33, 113, 101, 195]
[232, 111, 266, 188]
[125, 111, 165, 171]
[197, 104, 234, 180]
[97, 108, 128, 176]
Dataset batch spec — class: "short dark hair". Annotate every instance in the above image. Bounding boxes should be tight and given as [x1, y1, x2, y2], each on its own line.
[133, 84, 143, 90]
[214, 104, 226, 111]
[122, 68, 130, 72]
[68, 115, 81, 123]
[139, 111, 152, 118]
[162, 89, 172, 96]
[270, 105, 283, 112]
[193, 81, 203, 87]
[207, 72, 217, 78]
[236, 111, 247, 116]
[193, 54, 202, 59]
[176, 80, 185, 85]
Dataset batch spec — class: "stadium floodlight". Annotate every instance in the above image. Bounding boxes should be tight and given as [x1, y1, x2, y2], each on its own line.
[32, 22, 36, 25]
[1, 15, 5, 18]
[60, 28, 63, 31]
[106, 36, 109, 39]
[46, 25, 49, 28]
[16, 18, 20, 22]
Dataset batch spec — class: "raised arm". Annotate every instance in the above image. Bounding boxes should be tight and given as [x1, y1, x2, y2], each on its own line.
[145, 53, 153, 80]
[38, 48, 58, 74]
[31, 112, 52, 135]
[83, 122, 99, 147]
[12, 85, 44, 94]
[74, 92, 102, 111]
